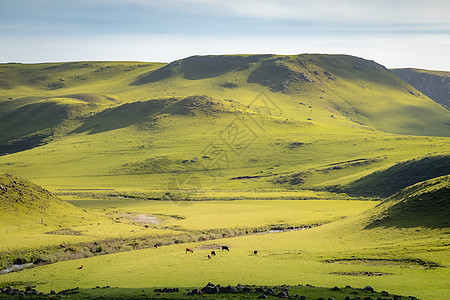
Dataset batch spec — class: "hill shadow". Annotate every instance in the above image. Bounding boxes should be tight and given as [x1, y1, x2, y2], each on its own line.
[365, 176, 450, 229]
[340, 155, 450, 198]
[71, 100, 168, 134]
[131, 55, 271, 85]
[0, 101, 69, 154]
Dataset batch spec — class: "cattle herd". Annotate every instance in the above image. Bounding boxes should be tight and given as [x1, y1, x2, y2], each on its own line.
[182, 245, 258, 260]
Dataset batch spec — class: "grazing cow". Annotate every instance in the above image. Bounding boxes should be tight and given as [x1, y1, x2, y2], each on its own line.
[254, 250, 258, 255]
[221, 245, 229, 251]
[78, 265, 83, 269]
[211, 251, 216, 256]
[144, 225, 149, 228]
[316, 223, 321, 226]
[185, 248, 194, 253]
[154, 245, 158, 249]
[207, 254, 211, 259]
[60, 243, 66, 248]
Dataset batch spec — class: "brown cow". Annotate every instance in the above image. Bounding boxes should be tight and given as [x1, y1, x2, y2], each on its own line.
[185, 248, 194, 253]
[78, 265, 84, 269]
[207, 254, 211, 259]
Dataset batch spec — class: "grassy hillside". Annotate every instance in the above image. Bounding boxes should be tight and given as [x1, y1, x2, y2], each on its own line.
[392, 68, 450, 109]
[1, 55, 449, 194]
[340, 155, 450, 197]
[366, 175, 450, 228]
[0, 172, 86, 228]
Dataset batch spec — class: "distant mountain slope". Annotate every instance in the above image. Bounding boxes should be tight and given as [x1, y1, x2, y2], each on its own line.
[366, 175, 450, 228]
[132, 54, 450, 137]
[392, 68, 450, 109]
[341, 155, 450, 198]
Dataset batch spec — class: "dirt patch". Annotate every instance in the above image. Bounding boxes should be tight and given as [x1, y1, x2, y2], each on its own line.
[195, 244, 223, 250]
[121, 213, 161, 225]
[323, 258, 442, 269]
[331, 271, 392, 276]
[45, 228, 83, 236]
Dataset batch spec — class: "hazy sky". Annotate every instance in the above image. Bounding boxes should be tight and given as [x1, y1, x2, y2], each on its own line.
[1, 0, 449, 70]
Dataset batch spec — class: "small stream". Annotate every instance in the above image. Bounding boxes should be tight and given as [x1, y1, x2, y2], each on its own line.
[253, 226, 311, 235]
[1, 263, 34, 274]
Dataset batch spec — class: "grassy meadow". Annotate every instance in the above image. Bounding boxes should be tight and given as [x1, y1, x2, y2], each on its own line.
[0, 54, 449, 299]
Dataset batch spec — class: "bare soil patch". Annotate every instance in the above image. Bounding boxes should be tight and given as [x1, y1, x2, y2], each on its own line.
[331, 271, 392, 276]
[195, 244, 223, 250]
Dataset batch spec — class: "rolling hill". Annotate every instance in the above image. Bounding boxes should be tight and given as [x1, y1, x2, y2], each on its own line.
[340, 155, 450, 197]
[0, 54, 449, 194]
[366, 175, 450, 228]
[0, 172, 87, 228]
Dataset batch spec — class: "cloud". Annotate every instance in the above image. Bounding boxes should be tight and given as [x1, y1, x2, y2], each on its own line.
[119, 0, 450, 26]
[2, 33, 449, 70]
[1, 0, 449, 69]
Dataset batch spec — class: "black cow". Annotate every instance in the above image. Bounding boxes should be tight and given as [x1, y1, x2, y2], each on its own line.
[211, 251, 216, 256]
[222, 245, 229, 251]
[254, 250, 258, 255]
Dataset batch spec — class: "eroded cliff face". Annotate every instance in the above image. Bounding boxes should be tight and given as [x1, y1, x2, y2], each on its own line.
[392, 68, 450, 109]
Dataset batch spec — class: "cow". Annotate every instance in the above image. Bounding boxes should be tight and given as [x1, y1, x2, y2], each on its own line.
[60, 243, 66, 248]
[154, 244, 158, 249]
[207, 254, 211, 259]
[222, 245, 229, 251]
[254, 250, 258, 255]
[211, 251, 216, 256]
[185, 248, 194, 253]
[78, 265, 84, 269]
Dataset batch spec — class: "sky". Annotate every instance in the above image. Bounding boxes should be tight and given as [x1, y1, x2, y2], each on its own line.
[1, 0, 450, 70]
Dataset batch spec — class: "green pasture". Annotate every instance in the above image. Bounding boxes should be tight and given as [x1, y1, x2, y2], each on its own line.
[1, 55, 449, 299]
[1, 210, 448, 299]
[1, 197, 378, 251]
[69, 198, 378, 230]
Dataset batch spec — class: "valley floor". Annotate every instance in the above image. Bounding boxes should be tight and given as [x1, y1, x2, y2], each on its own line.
[0, 193, 449, 300]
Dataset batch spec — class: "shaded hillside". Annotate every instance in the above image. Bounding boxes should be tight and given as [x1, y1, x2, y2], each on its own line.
[341, 155, 450, 198]
[131, 55, 271, 84]
[366, 175, 450, 228]
[0, 61, 162, 154]
[0, 95, 119, 154]
[392, 68, 450, 109]
[71, 95, 250, 134]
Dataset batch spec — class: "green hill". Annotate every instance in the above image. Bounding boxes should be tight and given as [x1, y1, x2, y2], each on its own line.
[0, 172, 85, 227]
[366, 175, 450, 228]
[0, 54, 449, 192]
[340, 155, 450, 198]
[392, 68, 450, 109]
